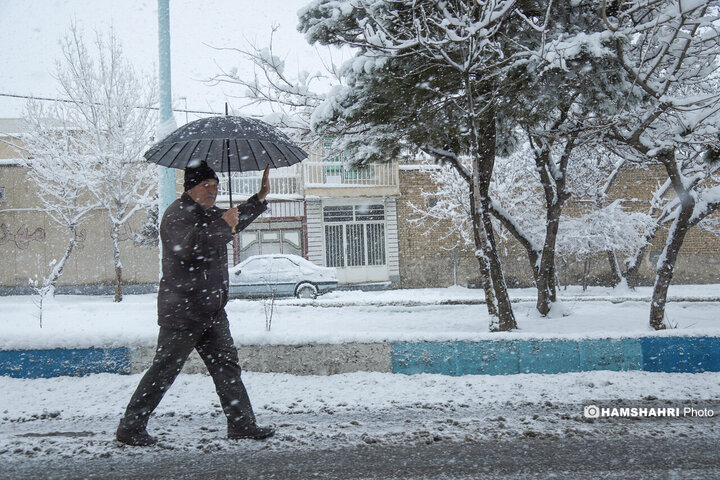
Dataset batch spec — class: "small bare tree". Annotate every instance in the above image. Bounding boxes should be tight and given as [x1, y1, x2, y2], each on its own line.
[19, 103, 99, 316]
[51, 24, 158, 301]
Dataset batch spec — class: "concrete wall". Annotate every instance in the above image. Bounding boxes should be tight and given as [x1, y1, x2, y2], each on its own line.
[2, 337, 718, 378]
[0, 163, 161, 290]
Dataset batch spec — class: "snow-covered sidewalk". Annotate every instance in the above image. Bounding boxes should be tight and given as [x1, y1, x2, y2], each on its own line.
[1, 370, 719, 461]
[1, 285, 719, 350]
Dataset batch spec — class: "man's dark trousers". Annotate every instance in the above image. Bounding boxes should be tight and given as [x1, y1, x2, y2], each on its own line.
[119, 311, 256, 432]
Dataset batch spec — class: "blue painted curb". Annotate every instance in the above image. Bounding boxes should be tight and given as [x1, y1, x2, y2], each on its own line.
[392, 337, 719, 376]
[1, 337, 718, 378]
[0, 348, 132, 379]
[640, 337, 720, 373]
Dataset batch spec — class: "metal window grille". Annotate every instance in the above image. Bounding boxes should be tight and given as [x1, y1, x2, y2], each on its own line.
[345, 224, 366, 267]
[323, 205, 354, 222]
[323, 204, 387, 268]
[325, 224, 345, 267]
[366, 223, 386, 265]
[0, 187, 5, 203]
[355, 204, 384, 221]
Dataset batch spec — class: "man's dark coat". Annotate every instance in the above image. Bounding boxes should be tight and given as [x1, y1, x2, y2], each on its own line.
[158, 192, 266, 328]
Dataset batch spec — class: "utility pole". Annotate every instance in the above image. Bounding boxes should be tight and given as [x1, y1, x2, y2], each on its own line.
[156, 0, 176, 279]
[157, 0, 176, 218]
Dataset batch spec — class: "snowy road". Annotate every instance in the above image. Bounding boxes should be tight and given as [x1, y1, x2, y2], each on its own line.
[1, 370, 718, 478]
[4, 437, 720, 479]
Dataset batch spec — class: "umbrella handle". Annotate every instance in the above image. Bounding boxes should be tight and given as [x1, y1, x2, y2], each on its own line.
[226, 137, 236, 234]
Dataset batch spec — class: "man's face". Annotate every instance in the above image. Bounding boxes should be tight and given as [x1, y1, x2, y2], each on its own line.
[188, 179, 219, 208]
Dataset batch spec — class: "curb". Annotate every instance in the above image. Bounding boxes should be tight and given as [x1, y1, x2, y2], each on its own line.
[392, 337, 720, 375]
[0, 348, 132, 378]
[1, 337, 719, 379]
[278, 296, 720, 308]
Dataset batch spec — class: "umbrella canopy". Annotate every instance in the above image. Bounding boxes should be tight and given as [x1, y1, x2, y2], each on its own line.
[144, 116, 307, 173]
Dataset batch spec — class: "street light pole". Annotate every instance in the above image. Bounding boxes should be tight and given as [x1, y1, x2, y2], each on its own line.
[156, 0, 177, 279]
[157, 0, 176, 217]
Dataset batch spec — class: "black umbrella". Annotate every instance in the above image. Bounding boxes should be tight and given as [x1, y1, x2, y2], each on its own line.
[144, 114, 307, 206]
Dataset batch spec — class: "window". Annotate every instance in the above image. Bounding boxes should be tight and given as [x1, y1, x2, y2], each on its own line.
[323, 205, 354, 222]
[271, 257, 298, 273]
[0, 187, 5, 203]
[345, 224, 365, 267]
[242, 258, 270, 273]
[355, 204, 384, 221]
[323, 204, 386, 268]
[240, 232, 257, 250]
[324, 205, 384, 222]
[366, 224, 386, 266]
[325, 224, 345, 267]
[283, 231, 301, 248]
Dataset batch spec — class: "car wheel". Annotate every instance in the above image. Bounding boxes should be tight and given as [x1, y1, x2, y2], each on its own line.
[295, 283, 318, 299]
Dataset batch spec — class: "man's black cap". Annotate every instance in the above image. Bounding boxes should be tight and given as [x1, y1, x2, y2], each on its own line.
[184, 162, 219, 191]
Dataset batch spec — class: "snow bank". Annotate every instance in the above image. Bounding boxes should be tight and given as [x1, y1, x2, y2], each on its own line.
[1, 286, 719, 350]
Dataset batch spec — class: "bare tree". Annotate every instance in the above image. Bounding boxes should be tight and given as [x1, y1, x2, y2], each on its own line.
[18, 103, 99, 305]
[208, 26, 341, 148]
[50, 24, 158, 302]
[603, 0, 720, 329]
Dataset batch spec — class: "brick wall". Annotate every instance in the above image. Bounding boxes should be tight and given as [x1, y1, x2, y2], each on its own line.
[397, 165, 720, 288]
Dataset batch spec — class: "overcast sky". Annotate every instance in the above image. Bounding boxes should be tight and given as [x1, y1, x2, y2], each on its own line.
[0, 0, 336, 123]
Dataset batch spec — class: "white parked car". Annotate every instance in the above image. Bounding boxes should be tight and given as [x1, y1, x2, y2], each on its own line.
[228, 254, 338, 299]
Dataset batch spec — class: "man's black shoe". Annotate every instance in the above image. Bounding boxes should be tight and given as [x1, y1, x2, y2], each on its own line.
[228, 424, 275, 440]
[116, 427, 157, 446]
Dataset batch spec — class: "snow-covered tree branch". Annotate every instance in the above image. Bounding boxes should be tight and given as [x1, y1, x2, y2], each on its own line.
[603, 0, 720, 329]
[18, 101, 99, 303]
[22, 24, 158, 302]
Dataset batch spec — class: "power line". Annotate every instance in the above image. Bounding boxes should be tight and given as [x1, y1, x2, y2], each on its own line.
[0, 92, 219, 115]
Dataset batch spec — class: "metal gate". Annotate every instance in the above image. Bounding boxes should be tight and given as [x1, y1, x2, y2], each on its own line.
[323, 204, 387, 282]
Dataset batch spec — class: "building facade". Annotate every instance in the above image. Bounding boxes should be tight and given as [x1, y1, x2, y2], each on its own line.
[218, 147, 401, 286]
[2, 116, 718, 293]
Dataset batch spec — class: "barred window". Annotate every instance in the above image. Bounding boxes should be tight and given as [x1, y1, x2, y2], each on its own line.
[323, 204, 386, 268]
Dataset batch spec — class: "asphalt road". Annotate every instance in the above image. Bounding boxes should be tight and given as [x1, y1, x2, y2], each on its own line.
[3, 436, 718, 479]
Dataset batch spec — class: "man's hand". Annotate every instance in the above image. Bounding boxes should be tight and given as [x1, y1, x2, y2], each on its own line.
[222, 207, 239, 228]
[257, 165, 271, 201]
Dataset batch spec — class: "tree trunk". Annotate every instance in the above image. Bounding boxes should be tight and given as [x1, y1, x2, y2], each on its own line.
[582, 258, 591, 292]
[477, 200, 516, 330]
[112, 224, 123, 302]
[606, 250, 622, 287]
[626, 226, 658, 289]
[464, 79, 515, 331]
[531, 139, 572, 316]
[470, 151, 516, 331]
[44, 225, 79, 294]
[649, 207, 692, 330]
[536, 203, 561, 315]
[470, 189, 498, 319]
[649, 154, 696, 330]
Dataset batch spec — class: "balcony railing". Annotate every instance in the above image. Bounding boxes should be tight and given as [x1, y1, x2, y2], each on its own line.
[218, 165, 301, 197]
[217, 161, 397, 198]
[303, 162, 397, 187]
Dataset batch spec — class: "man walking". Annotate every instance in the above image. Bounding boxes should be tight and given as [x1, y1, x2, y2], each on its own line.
[116, 162, 274, 446]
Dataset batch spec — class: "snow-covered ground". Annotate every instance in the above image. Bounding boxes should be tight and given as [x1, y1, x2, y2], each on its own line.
[1, 370, 719, 461]
[2, 286, 719, 465]
[1, 285, 719, 350]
